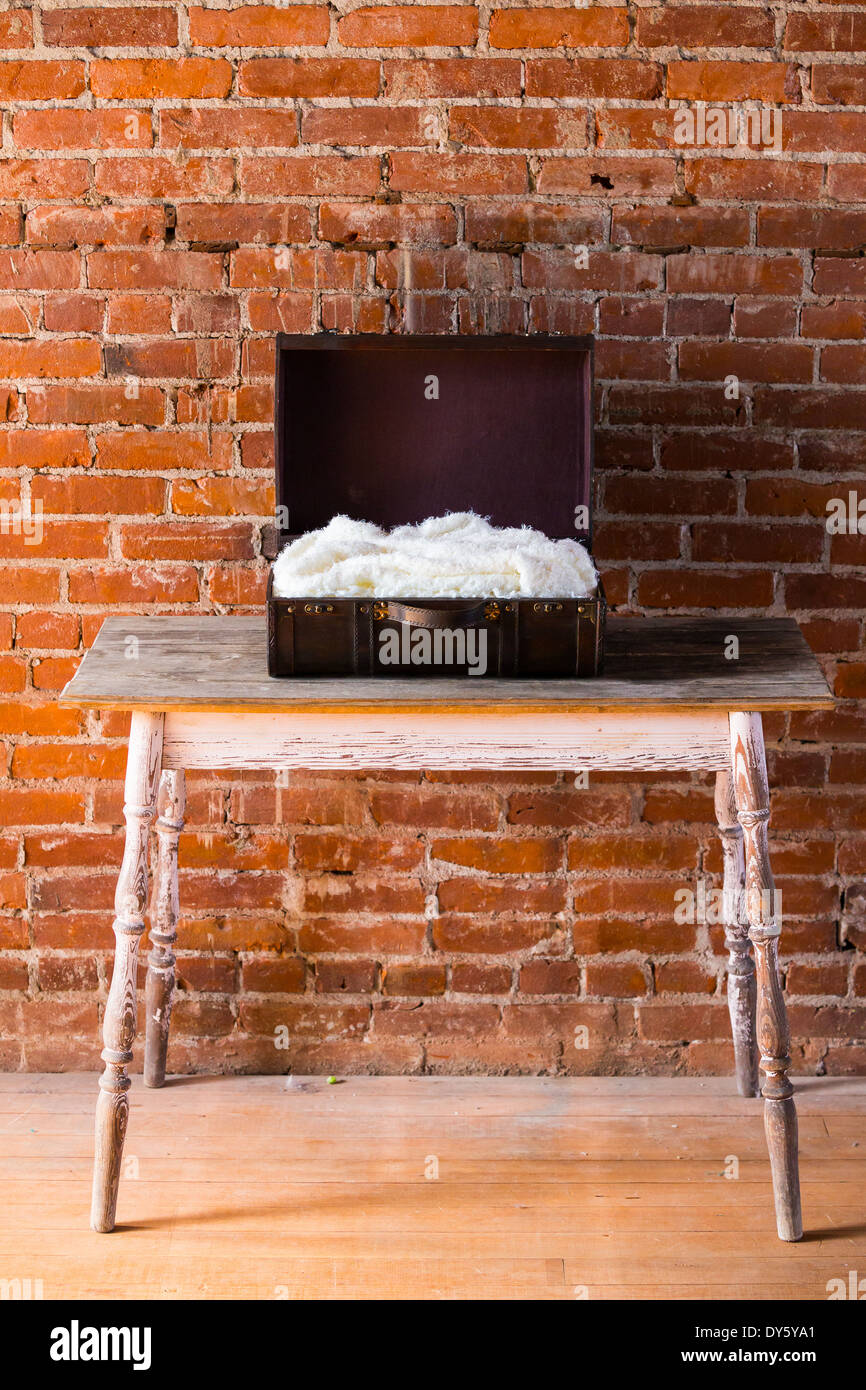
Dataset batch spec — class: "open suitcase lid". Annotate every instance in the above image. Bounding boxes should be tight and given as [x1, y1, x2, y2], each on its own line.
[272, 333, 595, 551]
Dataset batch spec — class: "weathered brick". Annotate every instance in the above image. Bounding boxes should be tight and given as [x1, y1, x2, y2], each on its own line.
[489, 8, 629, 49]
[338, 6, 477, 47]
[190, 4, 329, 47]
[42, 6, 178, 47]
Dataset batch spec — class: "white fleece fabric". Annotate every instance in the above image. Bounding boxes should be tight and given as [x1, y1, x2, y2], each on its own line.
[271, 512, 598, 599]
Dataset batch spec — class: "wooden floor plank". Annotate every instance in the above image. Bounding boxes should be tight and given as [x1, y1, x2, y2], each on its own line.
[1, 1074, 863, 1300]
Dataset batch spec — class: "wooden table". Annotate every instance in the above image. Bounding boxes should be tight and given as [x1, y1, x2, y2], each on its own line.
[61, 614, 832, 1242]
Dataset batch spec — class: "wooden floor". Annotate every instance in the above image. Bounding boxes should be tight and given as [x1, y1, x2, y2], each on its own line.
[2, 1073, 864, 1300]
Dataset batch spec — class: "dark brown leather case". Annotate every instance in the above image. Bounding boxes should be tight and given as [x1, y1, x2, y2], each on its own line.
[265, 334, 605, 678]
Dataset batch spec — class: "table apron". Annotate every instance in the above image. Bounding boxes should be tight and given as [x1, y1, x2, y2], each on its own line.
[161, 709, 732, 772]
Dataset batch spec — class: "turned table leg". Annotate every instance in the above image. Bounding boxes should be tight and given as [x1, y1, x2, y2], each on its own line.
[714, 769, 759, 1098]
[144, 769, 185, 1088]
[91, 710, 163, 1233]
[730, 711, 803, 1242]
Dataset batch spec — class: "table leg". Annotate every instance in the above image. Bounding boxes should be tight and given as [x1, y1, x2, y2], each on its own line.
[144, 769, 185, 1089]
[714, 769, 759, 1098]
[91, 710, 163, 1233]
[730, 711, 803, 1242]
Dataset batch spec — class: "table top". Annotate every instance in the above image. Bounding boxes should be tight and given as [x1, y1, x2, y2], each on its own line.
[59, 616, 832, 714]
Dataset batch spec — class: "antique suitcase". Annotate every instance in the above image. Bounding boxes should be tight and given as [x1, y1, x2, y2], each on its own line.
[265, 334, 605, 678]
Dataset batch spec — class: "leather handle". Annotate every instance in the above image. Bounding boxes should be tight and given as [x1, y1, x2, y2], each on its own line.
[379, 600, 493, 630]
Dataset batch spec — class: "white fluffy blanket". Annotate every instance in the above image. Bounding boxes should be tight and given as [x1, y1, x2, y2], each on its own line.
[271, 512, 598, 599]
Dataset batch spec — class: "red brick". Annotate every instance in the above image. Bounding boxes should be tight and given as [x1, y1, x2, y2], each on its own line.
[15, 612, 80, 649]
[637, 5, 775, 49]
[508, 789, 631, 829]
[465, 202, 602, 248]
[637, 569, 775, 609]
[170, 477, 272, 517]
[298, 916, 425, 954]
[433, 915, 561, 953]
[67, 564, 199, 605]
[44, 293, 104, 333]
[431, 836, 561, 873]
[679, 340, 813, 384]
[812, 63, 866, 105]
[0, 428, 89, 469]
[27, 384, 164, 425]
[784, 574, 866, 611]
[89, 249, 222, 291]
[294, 832, 422, 872]
[655, 962, 716, 995]
[452, 962, 512, 994]
[784, 13, 866, 53]
[821, 345, 866, 385]
[370, 786, 498, 830]
[176, 203, 311, 244]
[753, 387, 866, 430]
[542, 158, 678, 202]
[0, 60, 84, 100]
[667, 253, 803, 296]
[692, 522, 823, 566]
[526, 58, 662, 99]
[522, 249, 661, 292]
[95, 430, 231, 472]
[26, 206, 163, 247]
[316, 959, 378, 994]
[0, 207, 23, 245]
[246, 292, 315, 332]
[91, 58, 233, 99]
[161, 108, 299, 150]
[760, 207, 866, 251]
[239, 57, 379, 98]
[639, 1004, 730, 1042]
[596, 108, 679, 151]
[241, 155, 380, 196]
[95, 157, 234, 199]
[449, 106, 587, 150]
[189, 4, 329, 46]
[0, 788, 84, 824]
[106, 294, 172, 335]
[12, 742, 126, 780]
[0, 11, 31, 47]
[0, 159, 89, 199]
[320, 201, 456, 248]
[663, 431, 790, 472]
[613, 206, 749, 249]
[383, 58, 520, 98]
[0, 338, 102, 379]
[241, 955, 305, 992]
[13, 110, 153, 150]
[31, 474, 164, 516]
[390, 152, 526, 195]
[746, 477, 849, 519]
[684, 159, 823, 203]
[0, 249, 80, 290]
[733, 297, 797, 338]
[2, 520, 108, 560]
[782, 112, 866, 154]
[519, 959, 582, 995]
[382, 963, 446, 997]
[338, 6, 477, 47]
[489, 8, 629, 48]
[605, 475, 736, 516]
[105, 338, 235, 380]
[668, 61, 799, 102]
[585, 963, 647, 998]
[42, 6, 178, 46]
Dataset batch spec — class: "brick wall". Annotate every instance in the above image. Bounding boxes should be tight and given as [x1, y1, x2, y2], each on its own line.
[1, 1, 864, 1076]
